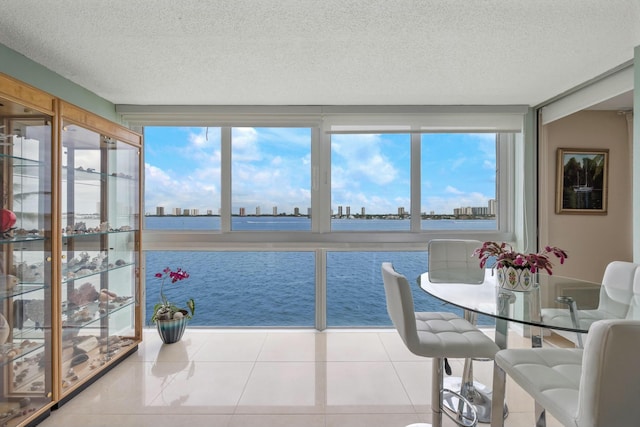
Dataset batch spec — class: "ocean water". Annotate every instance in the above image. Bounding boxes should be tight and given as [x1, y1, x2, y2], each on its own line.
[144, 217, 496, 327]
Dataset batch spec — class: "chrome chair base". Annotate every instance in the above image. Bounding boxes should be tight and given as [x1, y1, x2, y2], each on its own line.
[443, 377, 508, 424]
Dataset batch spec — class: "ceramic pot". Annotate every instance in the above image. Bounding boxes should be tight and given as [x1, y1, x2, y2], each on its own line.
[496, 266, 535, 292]
[155, 310, 188, 344]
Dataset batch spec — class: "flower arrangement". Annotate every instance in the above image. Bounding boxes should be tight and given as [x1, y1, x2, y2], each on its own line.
[473, 242, 568, 274]
[151, 267, 195, 323]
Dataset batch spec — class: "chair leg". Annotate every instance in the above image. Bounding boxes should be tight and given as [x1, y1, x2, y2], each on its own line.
[491, 361, 506, 427]
[432, 357, 443, 427]
[534, 401, 547, 427]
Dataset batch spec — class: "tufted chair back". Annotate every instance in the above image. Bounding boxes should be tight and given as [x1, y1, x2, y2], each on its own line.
[381, 262, 419, 350]
[596, 261, 639, 318]
[428, 239, 484, 284]
[576, 319, 640, 427]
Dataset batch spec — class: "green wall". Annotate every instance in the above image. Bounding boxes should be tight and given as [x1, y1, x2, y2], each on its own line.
[0, 43, 118, 122]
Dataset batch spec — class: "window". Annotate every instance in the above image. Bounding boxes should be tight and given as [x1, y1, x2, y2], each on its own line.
[421, 133, 497, 230]
[144, 127, 221, 229]
[331, 133, 410, 231]
[146, 251, 316, 326]
[136, 107, 526, 329]
[231, 127, 312, 230]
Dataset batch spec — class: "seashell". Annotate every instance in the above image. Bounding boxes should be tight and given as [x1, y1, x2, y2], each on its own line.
[70, 353, 89, 367]
[173, 311, 184, 320]
[0, 275, 19, 292]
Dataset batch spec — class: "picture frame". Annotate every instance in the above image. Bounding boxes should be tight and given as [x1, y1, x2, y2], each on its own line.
[556, 148, 608, 214]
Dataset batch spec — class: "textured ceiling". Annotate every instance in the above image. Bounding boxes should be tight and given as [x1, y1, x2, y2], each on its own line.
[0, 0, 638, 106]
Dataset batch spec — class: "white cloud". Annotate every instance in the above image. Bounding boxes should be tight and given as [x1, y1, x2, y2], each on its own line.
[445, 186, 464, 195]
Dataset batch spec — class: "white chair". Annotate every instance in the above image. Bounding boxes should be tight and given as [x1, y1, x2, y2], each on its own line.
[427, 239, 495, 422]
[540, 261, 640, 347]
[427, 239, 484, 284]
[493, 319, 640, 427]
[381, 262, 499, 427]
[624, 267, 640, 320]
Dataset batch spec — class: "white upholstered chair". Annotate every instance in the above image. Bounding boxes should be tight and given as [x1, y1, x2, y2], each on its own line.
[540, 261, 640, 347]
[427, 239, 496, 422]
[381, 262, 499, 427]
[494, 319, 640, 427]
[427, 239, 484, 284]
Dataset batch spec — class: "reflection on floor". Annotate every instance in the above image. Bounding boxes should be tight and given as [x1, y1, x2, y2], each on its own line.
[40, 328, 565, 427]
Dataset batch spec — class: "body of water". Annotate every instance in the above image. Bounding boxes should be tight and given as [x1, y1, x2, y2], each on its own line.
[144, 216, 496, 327]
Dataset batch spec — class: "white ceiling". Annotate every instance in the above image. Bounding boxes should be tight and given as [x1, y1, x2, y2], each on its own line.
[0, 0, 638, 107]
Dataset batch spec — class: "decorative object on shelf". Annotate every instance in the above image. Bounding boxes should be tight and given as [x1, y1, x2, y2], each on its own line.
[0, 313, 10, 344]
[0, 209, 16, 238]
[0, 274, 19, 293]
[473, 242, 568, 291]
[151, 267, 195, 344]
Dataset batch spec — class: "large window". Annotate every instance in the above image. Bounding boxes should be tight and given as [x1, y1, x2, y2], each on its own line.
[331, 134, 411, 231]
[231, 127, 312, 230]
[144, 127, 221, 229]
[421, 133, 497, 230]
[138, 108, 525, 328]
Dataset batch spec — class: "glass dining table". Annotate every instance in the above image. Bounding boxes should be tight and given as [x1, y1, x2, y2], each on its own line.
[417, 269, 601, 426]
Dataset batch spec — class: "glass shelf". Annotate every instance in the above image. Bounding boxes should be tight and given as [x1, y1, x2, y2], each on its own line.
[62, 261, 136, 284]
[0, 284, 47, 302]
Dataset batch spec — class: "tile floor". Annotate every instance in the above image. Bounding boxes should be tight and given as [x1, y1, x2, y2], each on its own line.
[39, 328, 564, 427]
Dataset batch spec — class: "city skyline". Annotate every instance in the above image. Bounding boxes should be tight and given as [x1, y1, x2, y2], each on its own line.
[149, 198, 497, 218]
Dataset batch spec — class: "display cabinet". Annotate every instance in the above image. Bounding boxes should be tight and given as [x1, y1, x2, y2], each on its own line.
[57, 101, 142, 404]
[0, 75, 55, 426]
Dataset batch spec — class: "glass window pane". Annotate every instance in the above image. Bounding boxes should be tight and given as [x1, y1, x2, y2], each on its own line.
[326, 251, 436, 326]
[231, 127, 311, 231]
[145, 251, 315, 326]
[143, 127, 221, 230]
[331, 134, 410, 231]
[421, 133, 497, 230]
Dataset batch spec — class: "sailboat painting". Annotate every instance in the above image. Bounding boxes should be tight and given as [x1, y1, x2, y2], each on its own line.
[556, 148, 608, 214]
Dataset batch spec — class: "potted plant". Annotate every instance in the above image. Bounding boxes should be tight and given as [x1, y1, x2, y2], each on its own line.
[151, 267, 195, 343]
[473, 242, 568, 291]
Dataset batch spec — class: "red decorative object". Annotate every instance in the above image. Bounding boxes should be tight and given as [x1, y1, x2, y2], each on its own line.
[0, 209, 16, 236]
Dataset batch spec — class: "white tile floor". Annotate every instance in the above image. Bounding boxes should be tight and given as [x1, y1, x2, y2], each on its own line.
[39, 328, 564, 427]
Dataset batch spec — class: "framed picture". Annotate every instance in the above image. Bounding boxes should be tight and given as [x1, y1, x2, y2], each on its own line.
[556, 148, 608, 214]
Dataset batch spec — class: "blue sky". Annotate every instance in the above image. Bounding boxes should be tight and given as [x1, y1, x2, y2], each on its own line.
[144, 127, 496, 215]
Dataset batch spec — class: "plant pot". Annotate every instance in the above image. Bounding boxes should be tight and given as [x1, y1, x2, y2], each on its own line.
[496, 266, 535, 292]
[155, 311, 188, 344]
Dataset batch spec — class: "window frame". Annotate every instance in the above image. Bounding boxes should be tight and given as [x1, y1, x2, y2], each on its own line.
[134, 106, 526, 329]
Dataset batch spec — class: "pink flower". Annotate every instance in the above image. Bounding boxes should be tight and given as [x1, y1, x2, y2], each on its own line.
[472, 242, 568, 275]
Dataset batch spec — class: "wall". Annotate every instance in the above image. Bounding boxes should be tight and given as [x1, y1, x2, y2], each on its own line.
[539, 110, 632, 282]
[0, 43, 118, 122]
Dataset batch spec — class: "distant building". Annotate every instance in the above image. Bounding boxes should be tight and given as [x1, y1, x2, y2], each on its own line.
[172, 208, 181, 216]
[190, 208, 199, 216]
[239, 207, 246, 216]
[337, 206, 343, 217]
[361, 207, 365, 216]
[182, 208, 190, 216]
[307, 207, 312, 217]
[272, 206, 277, 216]
[294, 207, 300, 216]
[206, 210, 213, 215]
[398, 207, 406, 217]
[156, 206, 165, 216]
[256, 206, 261, 216]
[489, 199, 497, 215]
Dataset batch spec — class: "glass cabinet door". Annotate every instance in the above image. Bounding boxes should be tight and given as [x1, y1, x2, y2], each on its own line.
[60, 123, 139, 395]
[0, 96, 53, 424]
